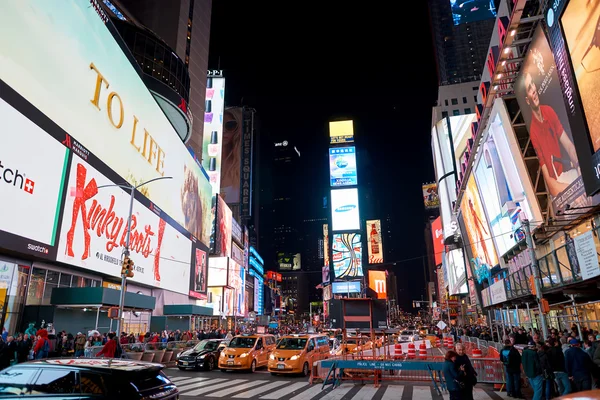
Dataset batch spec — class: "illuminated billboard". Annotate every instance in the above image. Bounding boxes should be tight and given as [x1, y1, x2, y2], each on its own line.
[330, 188, 360, 231]
[323, 224, 330, 284]
[332, 233, 363, 278]
[0, 1, 213, 247]
[329, 120, 354, 144]
[445, 249, 468, 295]
[332, 281, 361, 294]
[277, 252, 301, 270]
[474, 99, 543, 257]
[207, 257, 228, 287]
[431, 217, 444, 266]
[368, 270, 387, 299]
[220, 107, 243, 204]
[366, 220, 383, 264]
[329, 147, 358, 187]
[515, 26, 600, 218]
[422, 183, 440, 209]
[215, 195, 232, 257]
[202, 76, 226, 195]
[460, 175, 498, 274]
[450, 0, 497, 25]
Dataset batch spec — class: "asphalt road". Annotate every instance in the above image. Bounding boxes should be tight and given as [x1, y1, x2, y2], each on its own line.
[163, 367, 509, 400]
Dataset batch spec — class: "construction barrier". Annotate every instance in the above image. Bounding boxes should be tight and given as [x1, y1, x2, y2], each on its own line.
[472, 348, 483, 358]
[419, 343, 427, 360]
[407, 343, 416, 359]
[394, 344, 403, 359]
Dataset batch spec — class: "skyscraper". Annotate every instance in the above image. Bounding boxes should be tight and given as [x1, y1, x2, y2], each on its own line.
[428, 0, 496, 85]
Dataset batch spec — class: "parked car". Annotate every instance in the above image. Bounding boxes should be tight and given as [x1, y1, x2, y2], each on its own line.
[176, 339, 224, 371]
[0, 358, 178, 399]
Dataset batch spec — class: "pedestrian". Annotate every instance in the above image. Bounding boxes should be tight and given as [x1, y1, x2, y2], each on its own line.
[443, 350, 464, 400]
[454, 343, 476, 400]
[33, 329, 50, 360]
[565, 338, 594, 392]
[96, 333, 117, 358]
[522, 344, 544, 400]
[74, 332, 86, 358]
[500, 339, 523, 398]
[547, 338, 571, 396]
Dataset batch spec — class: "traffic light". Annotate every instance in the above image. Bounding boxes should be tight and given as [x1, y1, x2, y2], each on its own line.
[121, 257, 135, 278]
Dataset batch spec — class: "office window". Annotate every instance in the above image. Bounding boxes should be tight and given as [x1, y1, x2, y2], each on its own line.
[462, 97, 468, 104]
[464, 108, 471, 114]
[445, 99, 448, 106]
[451, 98, 458, 105]
[453, 110, 460, 116]
[442, 111, 449, 119]
[472, 86, 478, 91]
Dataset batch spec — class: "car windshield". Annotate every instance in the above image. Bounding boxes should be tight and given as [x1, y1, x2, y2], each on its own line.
[228, 337, 256, 348]
[194, 340, 218, 352]
[277, 338, 307, 350]
[401, 331, 411, 335]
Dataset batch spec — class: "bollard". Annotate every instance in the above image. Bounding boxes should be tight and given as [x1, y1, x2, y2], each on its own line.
[407, 343, 416, 359]
[419, 342, 427, 360]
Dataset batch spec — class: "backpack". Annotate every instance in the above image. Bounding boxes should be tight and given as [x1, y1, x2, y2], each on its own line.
[501, 349, 511, 365]
[114, 341, 123, 358]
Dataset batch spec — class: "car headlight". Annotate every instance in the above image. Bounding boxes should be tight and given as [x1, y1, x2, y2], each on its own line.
[290, 355, 299, 361]
[269, 354, 275, 360]
[199, 355, 206, 359]
[240, 353, 248, 358]
[220, 353, 225, 358]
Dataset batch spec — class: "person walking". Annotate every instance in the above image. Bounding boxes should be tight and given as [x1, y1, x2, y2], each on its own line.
[500, 339, 523, 398]
[522, 344, 544, 400]
[96, 333, 117, 358]
[454, 343, 476, 400]
[443, 350, 464, 400]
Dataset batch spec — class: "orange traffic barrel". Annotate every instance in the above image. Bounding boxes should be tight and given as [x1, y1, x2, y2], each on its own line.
[472, 348, 483, 358]
[419, 342, 427, 360]
[447, 337, 454, 349]
[407, 343, 416, 359]
[394, 343, 403, 359]
[436, 338, 441, 348]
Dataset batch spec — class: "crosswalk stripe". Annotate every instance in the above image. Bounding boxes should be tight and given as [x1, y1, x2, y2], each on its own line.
[381, 385, 404, 400]
[412, 386, 433, 400]
[177, 378, 226, 392]
[318, 383, 354, 400]
[209, 380, 269, 397]
[474, 388, 495, 400]
[260, 382, 309, 399]
[182, 379, 247, 397]
[170, 376, 193, 383]
[233, 381, 289, 398]
[350, 385, 379, 400]
[173, 377, 210, 388]
[288, 383, 328, 400]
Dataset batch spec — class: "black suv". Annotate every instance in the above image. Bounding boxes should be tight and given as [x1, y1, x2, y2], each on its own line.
[0, 359, 178, 399]
[176, 339, 223, 371]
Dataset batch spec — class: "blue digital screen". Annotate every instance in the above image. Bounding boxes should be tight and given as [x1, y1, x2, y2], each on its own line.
[450, 0, 497, 25]
[332, 281, 361, 294]
[329, 147, 358, 187]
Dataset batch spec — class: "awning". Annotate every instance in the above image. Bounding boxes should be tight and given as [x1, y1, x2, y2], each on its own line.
[50, 287, 155, 311]
[163, 304, 213, 316]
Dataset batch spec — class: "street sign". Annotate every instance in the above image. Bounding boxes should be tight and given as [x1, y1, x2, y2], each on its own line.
[436, 321, 447, 330]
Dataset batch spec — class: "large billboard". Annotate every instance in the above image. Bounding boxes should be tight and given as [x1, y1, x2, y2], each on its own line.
[323, 224, 330, 284]
[366, 220, 384, 264]
[445, 249, 468, 295]
[202, 75, 225, 195]
[330, 188, 360, 231]
[0, 1, 213, 246]
[228, 259, 245, 317]
[422, 183, 440, 209]
[332, 233, 363, 278]
[368, 270, 387, 299]
[450, 0, 497, 25]
[56, 154, 196, 295]
[0, 94, 69, 259]
[277, 253, 301, 271]
[329, 120, 354, 144]
[220, 107, 243, 204]
[546, 0, 600, 196]
[329, 147, 358, 187]
[207, 256, 228, 287]
[515, 25, 600, 218]
[214, 195, 232, 258]
[190, 247, 208, 299]
[460, 175, 498, 271]
[431, 216, 444, 266]
[473, 99, 544, 257]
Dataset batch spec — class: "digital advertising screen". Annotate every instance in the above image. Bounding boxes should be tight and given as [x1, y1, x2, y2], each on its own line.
[329, 147, 358, 187]
[323, 223, 330, 283]
[220, 107, 243, 204]
[215, 195, 232, 257]
[368, 270, 387, 299]
[445, 249, 468, 296]
[515, 25, 600, 218]
[0, 1, 213, 247]
[432, 123, 458, 240]
[366, 220, 384, 264]
[332, 281, 361, 294]
[473, 99, 544, 257]
[460, 175, 499, 271]
[202, 76, 226, 195]
[189, 247, 208, 299]
[448, 114, 477, 169]
[450, 0, 497, 25]
[431, 216, 444, 266]
[332, 233, 363, 278]
[330, 188, 360, 231]
[207, 257, 228, 287]
[329, 120, 354, 144]
[422, 183, 440, 209]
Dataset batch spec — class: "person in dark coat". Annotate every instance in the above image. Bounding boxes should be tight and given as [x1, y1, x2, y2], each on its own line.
[500, 339, 523, 398]
[547, 338, 571, 396]
[443, 350, 464, 400]
[454, 343, 476, 400]
[565, 338, 594, 392]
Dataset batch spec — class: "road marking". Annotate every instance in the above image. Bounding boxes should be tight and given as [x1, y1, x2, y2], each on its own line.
[182, 379, 247, 397]
[350, 385, 379, 400]
[209, 380, 269, 397]
[260, 382, 309, 399]
[177, 378, 227, 392]
[233, 381, 288, 398]
[318, 383, 354, 400]
[172, 377, 211, 389]
[169, 376, 195, 383]
[381, 385, 404, 400]
[412, 386, 432, 400]
[288, 383, 328, 400]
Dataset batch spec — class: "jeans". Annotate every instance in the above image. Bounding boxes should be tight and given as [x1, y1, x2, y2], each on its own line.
[505, 368, 522, 397]
[528, 375, 544, 400]
[543, 378, 552, 400]
[554, 372, 571, 396]
[573, 376, 592, 392]
[74, 349, 84, 358]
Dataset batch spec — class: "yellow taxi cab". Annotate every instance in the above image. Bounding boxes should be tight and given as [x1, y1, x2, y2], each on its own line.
[218, 334, 276, 372]
[268, 334, 330, 376]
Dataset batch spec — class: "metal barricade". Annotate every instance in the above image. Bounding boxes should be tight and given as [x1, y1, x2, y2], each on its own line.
[471, 358, 504, 384]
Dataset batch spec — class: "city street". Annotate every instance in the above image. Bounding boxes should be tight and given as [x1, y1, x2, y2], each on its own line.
[164, 368, 510, 400]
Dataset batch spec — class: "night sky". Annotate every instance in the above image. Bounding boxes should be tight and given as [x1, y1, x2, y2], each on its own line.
[208, 2, 438, 311]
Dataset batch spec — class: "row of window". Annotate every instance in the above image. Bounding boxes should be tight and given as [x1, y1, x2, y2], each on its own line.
[441, 108, 472, 118]
[444, 96, 474, 106]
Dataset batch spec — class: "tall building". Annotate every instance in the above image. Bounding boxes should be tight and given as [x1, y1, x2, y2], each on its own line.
[104, 0, 212, 157]
[428, 0, 496, 85]
[280, 273, 309, 318]
[301, 216, 328, 303]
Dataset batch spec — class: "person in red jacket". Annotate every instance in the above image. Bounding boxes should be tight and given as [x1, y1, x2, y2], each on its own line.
[96, 333, 117, 358]
[33, 329, 49, 360]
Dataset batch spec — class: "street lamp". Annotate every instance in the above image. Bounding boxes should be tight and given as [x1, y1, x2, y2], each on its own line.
[97, 176, 172, 335]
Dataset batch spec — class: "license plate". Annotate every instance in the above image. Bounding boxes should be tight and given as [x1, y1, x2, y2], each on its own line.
[182, 361, 188, 366]
[277, 364, 285, 370]
[227, 360, 234, 365]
